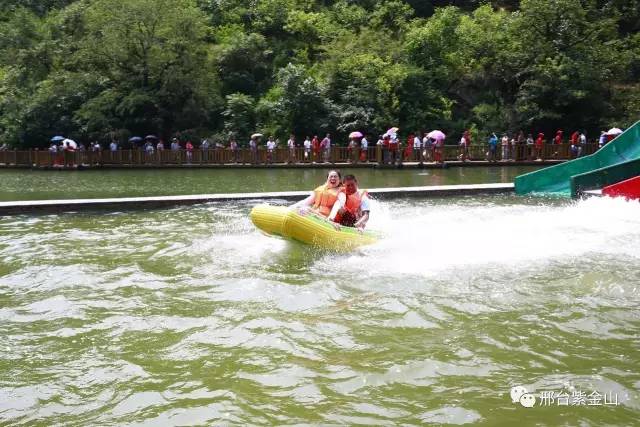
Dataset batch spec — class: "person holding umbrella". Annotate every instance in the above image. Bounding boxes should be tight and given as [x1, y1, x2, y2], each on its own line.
[427, 130, 446, 163]
[348, 131, 363, 164]
[48, 140, 58, 165]
[250, 133, 262, 164]
[61, 138, 77, 167]
[128, 136, 143, 149]
[347, 136, 356, 163]
[389, 135, 399, 165]
[145, 135, 158, 161]
[606, 127, 623, 144]
[384, 127, 399, 165]
[144, 140, 155, 162]
[48, 136, 63, 166]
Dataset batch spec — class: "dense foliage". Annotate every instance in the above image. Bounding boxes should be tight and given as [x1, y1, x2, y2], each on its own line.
[0, 0, 638, 147]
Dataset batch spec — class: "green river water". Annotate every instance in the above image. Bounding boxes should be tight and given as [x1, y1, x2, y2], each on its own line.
[1, 167, 639, 425]
[0, 166, 533, 201]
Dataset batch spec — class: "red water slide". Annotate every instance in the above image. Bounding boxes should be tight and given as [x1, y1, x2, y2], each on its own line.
[602, 175, 640, 200]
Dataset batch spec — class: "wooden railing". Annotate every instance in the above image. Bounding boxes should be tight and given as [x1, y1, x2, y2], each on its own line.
[0, 143, 601, 167]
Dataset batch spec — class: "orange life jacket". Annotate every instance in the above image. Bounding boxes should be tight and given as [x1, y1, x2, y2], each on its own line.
[312, 184, 340, 217]
[335, 189, 367, 223]
[345, 189, 367, 214]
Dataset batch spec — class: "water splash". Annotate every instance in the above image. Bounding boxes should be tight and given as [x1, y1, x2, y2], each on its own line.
[324, 196, 640, 278]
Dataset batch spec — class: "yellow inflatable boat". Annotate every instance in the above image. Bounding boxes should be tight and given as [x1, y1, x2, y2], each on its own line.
[250, 204, 377, 250]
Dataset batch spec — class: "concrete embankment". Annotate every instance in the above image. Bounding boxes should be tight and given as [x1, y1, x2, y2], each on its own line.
[0, 183, 514, 216]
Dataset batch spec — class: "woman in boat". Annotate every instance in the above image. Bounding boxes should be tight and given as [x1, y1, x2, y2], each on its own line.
[291, 170, 342, 217]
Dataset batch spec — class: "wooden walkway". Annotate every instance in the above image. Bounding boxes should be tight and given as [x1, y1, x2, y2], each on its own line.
[0, 159, 566, 170]
[0, 183, 514, 215]
[0, 144, 592, 169]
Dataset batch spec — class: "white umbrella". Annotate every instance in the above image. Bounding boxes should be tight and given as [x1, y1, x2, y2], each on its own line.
[251, 133, 263, 139]
[63, 138, 77, 149]
[606, 127, 623, 135]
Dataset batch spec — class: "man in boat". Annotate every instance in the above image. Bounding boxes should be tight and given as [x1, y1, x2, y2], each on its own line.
[329, 174, 370, 231]
[290, 170, 342, 217]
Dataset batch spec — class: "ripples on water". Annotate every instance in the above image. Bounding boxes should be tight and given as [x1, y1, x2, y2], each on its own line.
[1, 196, 639, 425]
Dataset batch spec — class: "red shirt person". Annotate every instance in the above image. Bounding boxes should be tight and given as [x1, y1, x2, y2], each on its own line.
[554, 130, 563, 145]
[463, 130, 471, 146]
[404, 133, 414, 158]
[388, 136, 398, 152]
[570, 131, 579, 146]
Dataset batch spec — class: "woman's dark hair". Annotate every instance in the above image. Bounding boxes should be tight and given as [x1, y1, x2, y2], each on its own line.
[343, 174, 357, 182]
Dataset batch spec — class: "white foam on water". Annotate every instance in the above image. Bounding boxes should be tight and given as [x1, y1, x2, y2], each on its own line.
[323, 196, 640, 278]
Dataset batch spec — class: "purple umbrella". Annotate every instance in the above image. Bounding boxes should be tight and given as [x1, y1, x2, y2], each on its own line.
[349, 131, 363, 139]
[427, 130, 446, 141]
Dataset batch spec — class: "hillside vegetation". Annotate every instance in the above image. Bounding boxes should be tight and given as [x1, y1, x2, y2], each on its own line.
[1, 0, 638, 146]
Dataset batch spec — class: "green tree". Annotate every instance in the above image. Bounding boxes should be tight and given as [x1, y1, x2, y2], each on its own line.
[223, 93, 256, 142]
[77, 0, 222, 138]
[1, 0, 638, 148]
[215, 32, 272, 96]
[0, 7, 86, 146]
[257, 63, 333, 138]
[513, 0, 626, 132]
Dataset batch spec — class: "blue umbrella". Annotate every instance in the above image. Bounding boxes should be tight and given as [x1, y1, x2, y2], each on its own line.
[129, 136, 143, 143]
[51, 136, 65, 142]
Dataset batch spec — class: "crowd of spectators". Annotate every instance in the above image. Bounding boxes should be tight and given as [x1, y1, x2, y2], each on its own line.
[31, 127, 620, 167]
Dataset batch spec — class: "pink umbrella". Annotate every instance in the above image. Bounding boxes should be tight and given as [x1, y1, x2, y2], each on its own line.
[386, 127, 399, 136]
[349, 131, 363, 139]
[427, 130, 446, 141]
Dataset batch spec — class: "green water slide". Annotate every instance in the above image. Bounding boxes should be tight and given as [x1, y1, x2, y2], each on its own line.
[515, 120, 640, 197]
